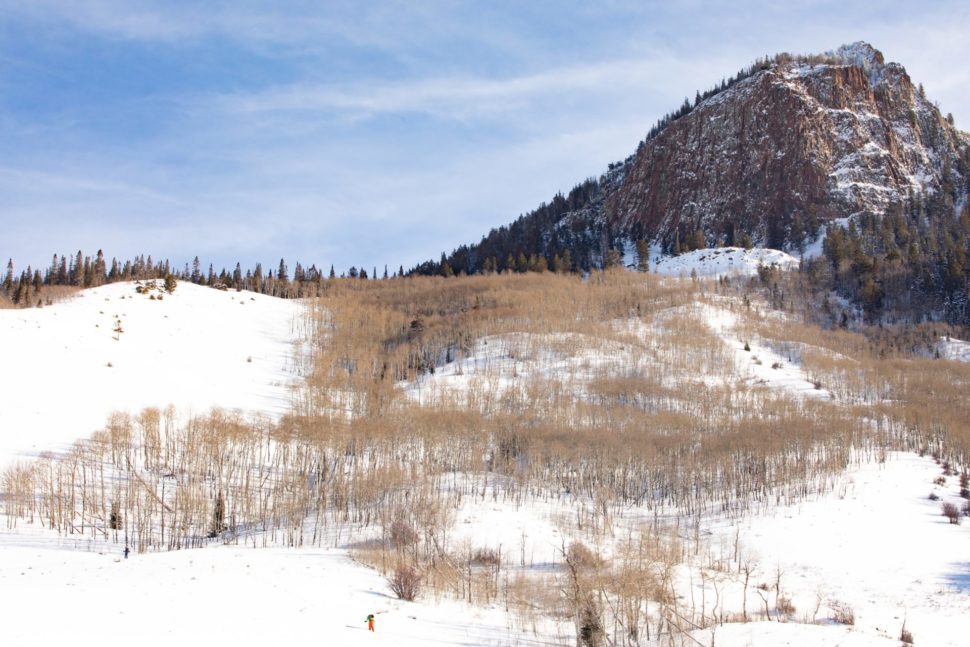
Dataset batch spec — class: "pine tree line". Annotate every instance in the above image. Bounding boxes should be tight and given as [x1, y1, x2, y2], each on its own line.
[808, 189, 970, 325]
[1, 250, 401, 307]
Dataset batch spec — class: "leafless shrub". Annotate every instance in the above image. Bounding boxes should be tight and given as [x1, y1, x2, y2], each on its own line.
[567, 541, 603, 571]
[831, 600, 855, 625]
[776, 595, 796, 618]
[109, 502, 122, 530]
[899, 622, 914, 644]
[389, 518, 419, 550]
[388, 563, 422, 601]
[471, 547, 501, 567]
[942, 502, 961, 524]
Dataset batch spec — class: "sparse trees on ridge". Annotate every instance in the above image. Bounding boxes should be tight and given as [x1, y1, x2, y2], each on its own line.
[0, 249, 410, 307]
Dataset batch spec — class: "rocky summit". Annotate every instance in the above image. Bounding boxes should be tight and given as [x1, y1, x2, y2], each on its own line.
[609, 42, 969, 250]
[432, 42, 970, 275]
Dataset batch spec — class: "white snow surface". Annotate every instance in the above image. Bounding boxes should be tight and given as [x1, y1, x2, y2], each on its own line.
[652, 247, 799, 278]
[0, 281, 305, 468]
[700, 304, 832, 399]
[703, 452, 970, 647]
[0, 538, 563, 647]
[2, 282, 970, 646]
[938, 336, 970, 363]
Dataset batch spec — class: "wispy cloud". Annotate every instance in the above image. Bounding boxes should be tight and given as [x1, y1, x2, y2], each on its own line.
[216, 58, 685, 121]
[1, 1, 968, 275]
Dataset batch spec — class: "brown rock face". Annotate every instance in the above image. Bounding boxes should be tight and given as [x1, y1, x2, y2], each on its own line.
[608, 42, 969, 250]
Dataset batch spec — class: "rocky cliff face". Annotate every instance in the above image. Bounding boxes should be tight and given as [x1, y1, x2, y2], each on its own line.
[608, 42, 969, 250]
[430, 43, 969, 276]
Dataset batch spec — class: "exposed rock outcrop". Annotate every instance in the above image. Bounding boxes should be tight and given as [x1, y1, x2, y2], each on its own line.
[609, 42, 969, 250]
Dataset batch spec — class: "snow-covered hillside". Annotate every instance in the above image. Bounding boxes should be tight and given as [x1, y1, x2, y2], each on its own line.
[652, 246, 799, 278]
[0, 281, 304, 467]
[3, 278, 969, 647]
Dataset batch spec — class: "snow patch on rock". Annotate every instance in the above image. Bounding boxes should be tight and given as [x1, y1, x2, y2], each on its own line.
[652, 247, 799, 278]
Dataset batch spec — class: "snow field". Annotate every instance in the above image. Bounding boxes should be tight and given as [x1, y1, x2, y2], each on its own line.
[694, 452, 970, 647]
[0, 281, 305, 468]
[938, 335, 970, 363]
[3, 278, 970, 646]
[0, 538, 566, 647]
[651, 246, 799, 279]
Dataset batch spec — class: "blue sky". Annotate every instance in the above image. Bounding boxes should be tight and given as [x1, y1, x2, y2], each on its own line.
[1, 1, 968, 276]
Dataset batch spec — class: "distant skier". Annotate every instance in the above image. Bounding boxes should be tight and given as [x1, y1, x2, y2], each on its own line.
[123, 546, 130, 559]
[366, 614, 375, 632]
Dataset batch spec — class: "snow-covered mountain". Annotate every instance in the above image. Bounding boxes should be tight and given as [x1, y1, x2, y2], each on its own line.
[611, 42, 969, 249]
[432, 42, 969, 274]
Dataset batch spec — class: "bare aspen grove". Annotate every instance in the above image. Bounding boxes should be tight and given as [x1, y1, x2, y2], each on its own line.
[4, 269, 970, 645]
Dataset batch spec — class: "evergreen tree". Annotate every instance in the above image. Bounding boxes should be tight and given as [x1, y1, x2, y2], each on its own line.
[636, 240, 650, 272]
[2, 259, 12, 293]
[82, 256, 93, 287]
[604, 248, 623, 269]
[47, 255, 58, 285]
[561, 248, 573, 273]
[72, 251, 83, 286]
[93, 249, 106, 286]
[690, 229, 706, 252]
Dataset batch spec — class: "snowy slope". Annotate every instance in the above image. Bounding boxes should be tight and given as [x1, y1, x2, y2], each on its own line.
[652, 246, 799, 278]
[0, 539, 564, 647]
[0, 281, 571, 647]
[0, 281, 304, 467]
[3, 280, 969, 647]
[703, 452, 970, 647]
[700, 303, 832, 399]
